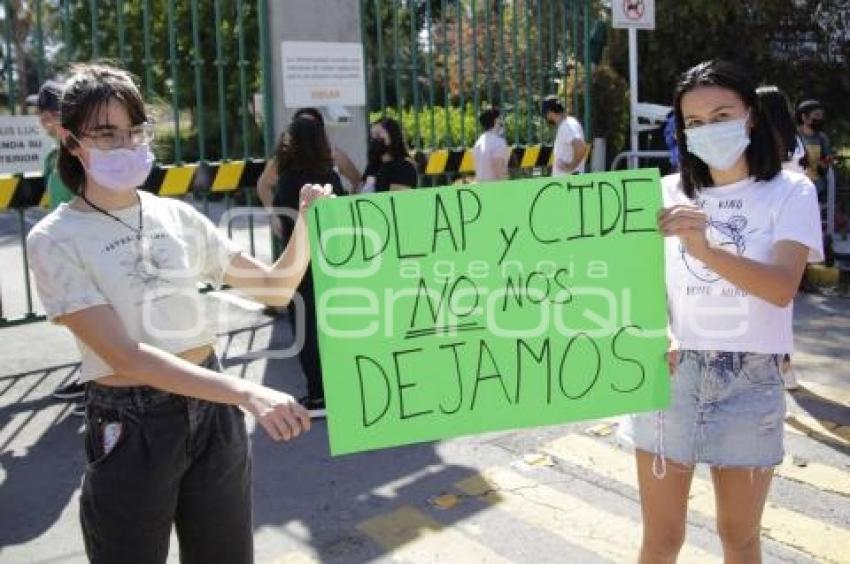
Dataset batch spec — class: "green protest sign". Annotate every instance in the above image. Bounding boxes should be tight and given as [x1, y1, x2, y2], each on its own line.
[307, 168, 669, 455]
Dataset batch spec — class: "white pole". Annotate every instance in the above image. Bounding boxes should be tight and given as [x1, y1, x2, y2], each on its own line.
[628, 27, 639, 169]
[827, 166, 836, 236]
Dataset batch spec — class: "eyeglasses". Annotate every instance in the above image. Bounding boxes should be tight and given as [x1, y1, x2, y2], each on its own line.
[80, 122, 154, 150]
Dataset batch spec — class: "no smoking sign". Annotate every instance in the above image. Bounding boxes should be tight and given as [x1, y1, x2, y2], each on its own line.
[625, 0, 645, 20]
[612, 0, 655, 29]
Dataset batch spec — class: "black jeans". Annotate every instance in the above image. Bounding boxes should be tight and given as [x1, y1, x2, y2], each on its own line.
[80, 356, 253, 564]
[288, 269, 324, 400]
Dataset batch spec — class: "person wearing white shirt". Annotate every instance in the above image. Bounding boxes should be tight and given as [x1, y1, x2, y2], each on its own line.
[541, 95, 587, 176]
[619, 60, 822, 564]
[472, 108, 510, 182]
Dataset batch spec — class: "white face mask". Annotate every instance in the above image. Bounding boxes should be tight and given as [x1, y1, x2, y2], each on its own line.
[86, 144, 154, 192]
[684, 114, 750, 171]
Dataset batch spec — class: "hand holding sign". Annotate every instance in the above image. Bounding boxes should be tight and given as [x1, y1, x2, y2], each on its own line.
[658, 204, 710, 257]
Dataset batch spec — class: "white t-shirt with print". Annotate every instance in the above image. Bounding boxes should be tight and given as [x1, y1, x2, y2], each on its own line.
[472, 130, 510, 182]
[664, 170, 823, 354]
[552, 116, 585, 176]
[27, 191, 242, 382]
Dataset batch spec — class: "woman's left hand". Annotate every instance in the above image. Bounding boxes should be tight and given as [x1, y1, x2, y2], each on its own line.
[658, 205, 711, 258]
[299, 183, 333, 213]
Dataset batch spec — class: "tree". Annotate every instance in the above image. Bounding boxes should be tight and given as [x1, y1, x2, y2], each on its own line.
[25, 0, 262, 162]
[604, 0, 850, 144]
[0, 0, 38, 112]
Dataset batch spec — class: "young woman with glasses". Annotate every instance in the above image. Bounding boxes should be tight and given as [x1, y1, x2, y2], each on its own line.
[26, 62, 330, 563]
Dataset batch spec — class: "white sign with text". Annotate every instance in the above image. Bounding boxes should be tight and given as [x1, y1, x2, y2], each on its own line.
[0, 116, 54, 174]
[281, 41, 366, 108]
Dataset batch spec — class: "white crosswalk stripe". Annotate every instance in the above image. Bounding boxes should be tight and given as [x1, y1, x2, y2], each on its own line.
[454, 466, 719, 562]
[542, 433, 850, 564]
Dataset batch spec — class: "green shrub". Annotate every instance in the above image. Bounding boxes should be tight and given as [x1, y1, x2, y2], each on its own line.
[370, 102, 555, 150]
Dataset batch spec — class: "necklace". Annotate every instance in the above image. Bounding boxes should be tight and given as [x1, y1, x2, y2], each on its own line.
[80, 191, 143, 239]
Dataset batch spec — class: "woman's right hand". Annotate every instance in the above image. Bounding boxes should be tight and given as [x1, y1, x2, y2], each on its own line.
[240, 384, 311, 442]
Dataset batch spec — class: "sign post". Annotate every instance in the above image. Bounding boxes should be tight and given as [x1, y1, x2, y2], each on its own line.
[308, 171, 670, 455]
[612, 1, 656, 169]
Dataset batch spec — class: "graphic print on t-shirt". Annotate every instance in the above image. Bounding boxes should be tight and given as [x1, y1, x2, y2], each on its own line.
[663, 171, 823, 353]
[679, 194, 758, 291]
[681, 213, 754, 283]
[110, 232, 174, 291]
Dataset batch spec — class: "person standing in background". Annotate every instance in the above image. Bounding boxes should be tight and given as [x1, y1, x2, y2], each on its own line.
[757, 86, 807, 175]
[257, 108, 360, 204]
[257, 107, 359, 258]
[663, 110, 680, 171]
[30, 79, 87, 413]
[33, 79, 77, 211]
[758, 84, 814, 391]
[472, 108, 510, 183]
[796, 99, 834, 196]
[261, 116, 347, 417]
[362, 117, 418, 192]
[541, 95, 587, 176]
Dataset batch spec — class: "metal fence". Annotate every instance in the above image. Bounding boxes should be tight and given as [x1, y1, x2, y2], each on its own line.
[3, 1, 593, 154]
[362, 0, 594, 149]
[0, 0, 276, 325]
[0, 0, 595, 326]
[2, 0, 276, 162]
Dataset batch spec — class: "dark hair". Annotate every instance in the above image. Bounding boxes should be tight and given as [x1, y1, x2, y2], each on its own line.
[293, 107, 325, 128]
[673, 60, 781, 198]
[374, 117, 409, 161]
[275, 116, 333, 176]
[57, 63, 148, 194]
[36, 80, 63, 112]
[795, 99, 823, 124]
[540, 95, 564, 116]
[756, 86, 796, 161]
[479, 108, 501, 131]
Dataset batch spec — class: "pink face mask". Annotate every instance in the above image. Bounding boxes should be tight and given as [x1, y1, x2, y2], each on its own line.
[85, 144, 154, 192]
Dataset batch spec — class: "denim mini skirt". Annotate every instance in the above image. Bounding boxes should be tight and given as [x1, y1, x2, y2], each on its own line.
[619, 350, 786, 468]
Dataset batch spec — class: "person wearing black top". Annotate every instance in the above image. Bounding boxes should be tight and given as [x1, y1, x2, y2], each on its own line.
[362, 117, 418, 192]
[267, 117, 346, 416]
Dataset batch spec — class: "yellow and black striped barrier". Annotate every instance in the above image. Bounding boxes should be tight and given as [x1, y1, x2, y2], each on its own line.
[0, 173, 47, 210]
[0, 146, 559, 211]
[142, 158, 267, 197]
[414, 144, 555, 177]
[0, 158, 269, 211]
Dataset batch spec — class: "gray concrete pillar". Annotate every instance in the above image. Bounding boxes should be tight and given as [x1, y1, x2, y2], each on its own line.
[268, 0, 369, 187]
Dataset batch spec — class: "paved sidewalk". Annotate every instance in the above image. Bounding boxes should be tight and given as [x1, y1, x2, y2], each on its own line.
[0, 291, 848, 563]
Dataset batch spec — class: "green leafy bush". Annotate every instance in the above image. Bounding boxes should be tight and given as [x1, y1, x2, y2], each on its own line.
[370, 101, 556, 150]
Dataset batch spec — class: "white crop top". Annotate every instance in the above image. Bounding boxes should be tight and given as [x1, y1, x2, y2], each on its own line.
[27, 191, 242, 382]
